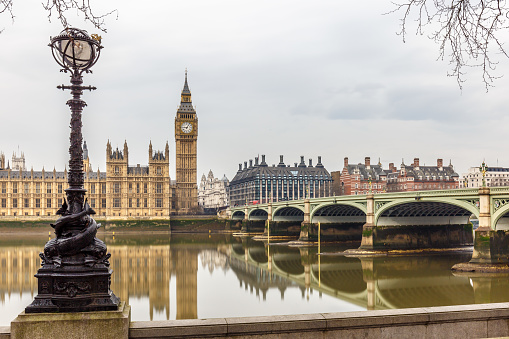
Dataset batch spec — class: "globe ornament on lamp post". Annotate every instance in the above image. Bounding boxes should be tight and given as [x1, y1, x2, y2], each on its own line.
[25, 28, 119, 313]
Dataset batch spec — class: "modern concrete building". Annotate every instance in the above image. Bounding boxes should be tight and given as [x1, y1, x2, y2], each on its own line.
[229, 155, 333, 207]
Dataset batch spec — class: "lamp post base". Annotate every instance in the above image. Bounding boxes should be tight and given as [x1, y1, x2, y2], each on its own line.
[25, 264, 119, 313]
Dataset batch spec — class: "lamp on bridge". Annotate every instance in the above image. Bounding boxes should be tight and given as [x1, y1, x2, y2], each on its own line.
[480, 161, 488, 187]
[25, 28, 119, 313]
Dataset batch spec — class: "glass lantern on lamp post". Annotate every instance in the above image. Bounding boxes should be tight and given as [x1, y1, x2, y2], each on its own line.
[25, 28, 119, 313]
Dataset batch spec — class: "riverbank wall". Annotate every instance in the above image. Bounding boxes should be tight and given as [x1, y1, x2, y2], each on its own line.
[0, 216, 236, 234]
[2, 302, 509, 338]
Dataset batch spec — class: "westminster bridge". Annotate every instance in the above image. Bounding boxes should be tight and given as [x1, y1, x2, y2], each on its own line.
[229, 187, 509, 265]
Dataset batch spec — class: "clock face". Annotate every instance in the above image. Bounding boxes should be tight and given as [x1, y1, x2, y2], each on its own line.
[181, 122, 193, 134]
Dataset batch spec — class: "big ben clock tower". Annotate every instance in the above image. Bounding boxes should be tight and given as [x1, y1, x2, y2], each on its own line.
[175, 70, 198, 214]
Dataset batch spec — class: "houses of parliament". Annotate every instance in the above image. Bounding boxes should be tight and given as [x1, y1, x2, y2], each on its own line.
[0, 72, 199, 219]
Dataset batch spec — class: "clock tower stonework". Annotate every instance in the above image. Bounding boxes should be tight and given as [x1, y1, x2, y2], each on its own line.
[175, 71, 198, 214]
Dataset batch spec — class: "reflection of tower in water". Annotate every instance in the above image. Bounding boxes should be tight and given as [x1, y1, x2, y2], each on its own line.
[0, 247, 40, 302]
[108, 245, 171, 320]
[174, 249, 198, 319]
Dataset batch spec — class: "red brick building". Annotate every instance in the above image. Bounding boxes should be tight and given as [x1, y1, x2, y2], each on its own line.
[337, 157, 460, 195]
[386, 158, 460, 192]
[340, 157, 388, 195]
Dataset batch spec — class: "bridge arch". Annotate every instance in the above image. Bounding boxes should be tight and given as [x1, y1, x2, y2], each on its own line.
[232, 211, 245, 220]
[492, 204, 509, 230]
[249, 208, 269, 221]
[311, 202, 367, 223]
[273, 206, 305, 222]
[375, 199, 478, 226]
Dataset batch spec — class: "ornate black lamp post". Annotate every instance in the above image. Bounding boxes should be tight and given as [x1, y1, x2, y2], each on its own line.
[25, 28, 119, 313]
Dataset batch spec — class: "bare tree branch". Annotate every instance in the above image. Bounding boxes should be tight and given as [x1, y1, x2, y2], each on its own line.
[388, 0, 509, 90]
[0, 0, 14, 33]
[42, 0, 117, 33]
[0, 0, 116, 34]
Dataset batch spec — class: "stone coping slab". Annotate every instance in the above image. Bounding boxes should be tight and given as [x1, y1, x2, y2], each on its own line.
[0, 326, 10, 339]
[4, 302, 509, 338]
[129, 302, 509, 338]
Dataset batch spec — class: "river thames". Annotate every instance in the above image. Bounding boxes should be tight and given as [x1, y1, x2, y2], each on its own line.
[1, 232, 508, 326]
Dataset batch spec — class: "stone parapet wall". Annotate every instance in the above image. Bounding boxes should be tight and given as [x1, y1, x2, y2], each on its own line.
[129, 303, 509, 338]
[3, 303, 509, 338]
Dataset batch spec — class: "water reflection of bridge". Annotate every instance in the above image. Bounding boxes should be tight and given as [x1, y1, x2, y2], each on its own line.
[3, 237, 509, 320]
[225, 239, 509, 310]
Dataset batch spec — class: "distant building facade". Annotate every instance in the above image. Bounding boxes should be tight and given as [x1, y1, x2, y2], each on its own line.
[386, 158, 459, 192]
[198, 170, 229, 212]
[104, 140, 173, 218]
[11, 151, 26, 171]
[0, 72, 207, 219]
[461, 166, 509, 188]
[340, 157, 388, 195]
[229, 155, 333, 206]
[338, 157, 460, 195]
[0, 141, 175, 219]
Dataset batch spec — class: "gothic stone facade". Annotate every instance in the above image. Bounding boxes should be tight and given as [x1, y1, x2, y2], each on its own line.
[0, 72, 206, 218]
[175, 71, 199, 214]
[0, 141, 174, 219]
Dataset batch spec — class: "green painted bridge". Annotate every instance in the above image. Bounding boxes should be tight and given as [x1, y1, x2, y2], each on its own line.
[228, 188, 509, 266]
[229, 187, 509, 230]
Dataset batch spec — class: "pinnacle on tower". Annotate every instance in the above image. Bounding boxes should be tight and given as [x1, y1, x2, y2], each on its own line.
[182, 68, 191, 94]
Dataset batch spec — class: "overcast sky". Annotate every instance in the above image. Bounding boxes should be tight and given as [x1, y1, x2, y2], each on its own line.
[1, 0, 509, 181]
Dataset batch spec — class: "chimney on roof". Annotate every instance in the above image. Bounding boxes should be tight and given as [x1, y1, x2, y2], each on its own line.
[249, 159, 253, 168]
[308, 159, 313, 167]
[260, 154, 267, 166]
[389, 163, 396, 172]
[278, 155, 286, 167]
[238, 164, 242, 171]
[255, 157, 259, 166]
[316, 156, 324, 168]
[244, 162, 247, 170]
[437, 158, 443, 170]
[299, 156, 306, 167]
[365, 157, 371, 169]
[344, 157, 349, 169]
[413, 158, 419, 169]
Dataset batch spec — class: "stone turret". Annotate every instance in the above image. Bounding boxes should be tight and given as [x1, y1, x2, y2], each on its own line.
[83, 141, 91, 172]
[123, 140, 129, 165]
